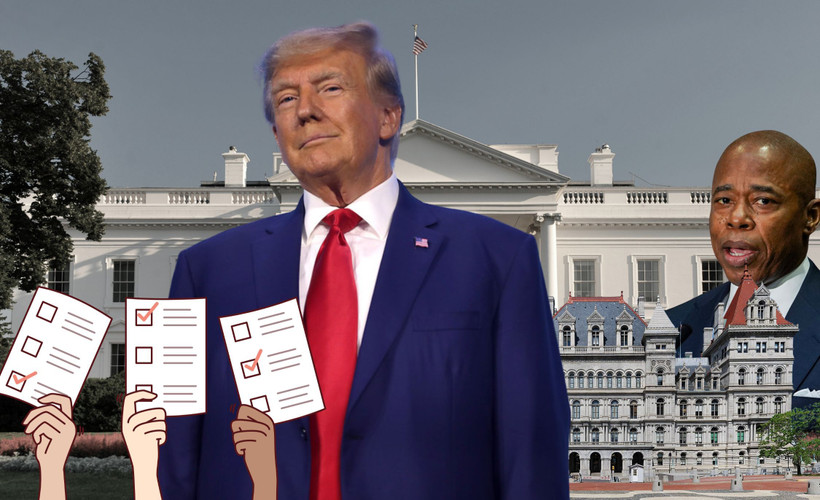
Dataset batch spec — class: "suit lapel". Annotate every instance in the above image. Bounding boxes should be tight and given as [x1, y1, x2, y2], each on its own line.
[250, 200, 304, 310]
[789, 260, 820, 390]
[347, 185, 442, 411]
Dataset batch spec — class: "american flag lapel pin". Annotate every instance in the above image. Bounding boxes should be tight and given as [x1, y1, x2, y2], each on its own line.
[414, 237, 429, 248]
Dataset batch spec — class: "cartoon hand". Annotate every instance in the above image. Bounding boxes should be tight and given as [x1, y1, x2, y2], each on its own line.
[232, 404, 277, 499]
[121, 390, 166, 500]
[22, 393, 76, 500]
[23, 393, 76, 472]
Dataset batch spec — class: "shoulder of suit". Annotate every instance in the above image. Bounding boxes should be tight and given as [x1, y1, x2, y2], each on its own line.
[180, 211, 299, 258]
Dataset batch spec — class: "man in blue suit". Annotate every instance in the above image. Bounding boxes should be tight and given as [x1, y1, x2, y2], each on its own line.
[158, 22, 569, 499]
[668, 130, 820, 408]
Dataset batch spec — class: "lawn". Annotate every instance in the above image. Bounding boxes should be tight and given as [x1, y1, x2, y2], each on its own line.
[0, 470, 134, 499]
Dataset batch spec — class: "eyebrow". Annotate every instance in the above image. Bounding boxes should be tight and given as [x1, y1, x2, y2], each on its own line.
[270, 70, 347, 96]
[712, 184, 781, 195]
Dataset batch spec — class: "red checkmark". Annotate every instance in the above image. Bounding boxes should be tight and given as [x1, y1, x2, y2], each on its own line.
[13, 371, 37, 385]
[244, 350, 263, 372]
[137, 302, 159, 322]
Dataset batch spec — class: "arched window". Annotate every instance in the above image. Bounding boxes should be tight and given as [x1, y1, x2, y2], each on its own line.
[657, 369, 664, 386]
[657, 451, 664, 465]
[695, 399, 703, 418]
[775, 368, 783, 385]
[630, 400, 638, 419]
[625, 372, 632, 388]
[620, 325, 629, 346]
[656, 398, 665, 416]
[607, 371, 613, 388]
[610, 400, 619, 418]
[591, 428, 600, 443]
[616, 372, 623, 388]
[578, 372, 585, 388]
[710, 427, 719, 445]
[756, 367, 764, 385]
[710, 399, 719, 417]
[636, 372, 642, 388]
[591, 400, 600, 419]
[679, 427, 687, 445]
[588, 372, 594, 388]
[597, 372, 604, 388]
[756, 397, 765, 414]
[712, 452, 719, 466]
[738, 368, 746, 385]
[629, 428, 638, 443]
[655, 427, 664, 444]
[680, 399, 688, 417]
[562, 325, 573, 347]
[737, 426, 746, 444]
[696, 452, 703, 465]
[695, 427, 703, 445]
[572, 428, 581, 443]
[572, 400, 581, 419]
[611, 428, 619, 443]
[567, 372, 575, 389]
[775, 397, 783, 414]
[737, 397, 746, 416]
[680, 452, 687, 466]
[591, 325, 601, 346]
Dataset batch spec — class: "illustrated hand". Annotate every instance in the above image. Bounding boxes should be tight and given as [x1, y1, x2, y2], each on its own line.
[23, 393, 76, 473]
[232, 404, 277, 499]
[121, 390, 166, 500]
[22, 393, 76, 500]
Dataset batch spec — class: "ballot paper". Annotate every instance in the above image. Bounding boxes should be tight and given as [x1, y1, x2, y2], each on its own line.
[126, 298, 206, 416]
[219, 299, 323, 423]
[0, 287, 111, 406]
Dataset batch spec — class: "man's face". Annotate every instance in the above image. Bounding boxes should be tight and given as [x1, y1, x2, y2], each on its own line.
[709, 147, 813, 285]
[269, 48, 398, 203]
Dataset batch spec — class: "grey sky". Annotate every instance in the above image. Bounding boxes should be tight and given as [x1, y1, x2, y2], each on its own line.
[3, 0, 819, 188]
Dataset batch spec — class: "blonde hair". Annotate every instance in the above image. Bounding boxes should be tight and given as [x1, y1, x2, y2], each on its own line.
[260, 22, 405, 160]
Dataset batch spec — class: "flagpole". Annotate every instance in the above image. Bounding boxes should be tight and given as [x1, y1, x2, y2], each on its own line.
[413, 24, 419, 120]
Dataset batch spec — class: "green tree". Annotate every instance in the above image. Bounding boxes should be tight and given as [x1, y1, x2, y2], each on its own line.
[759, 404, 820, 474]
[0, 50, 110, 309]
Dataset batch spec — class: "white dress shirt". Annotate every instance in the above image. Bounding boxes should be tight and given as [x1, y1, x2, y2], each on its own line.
[725, 256, 810, 316]
[299, 174, 399, 350]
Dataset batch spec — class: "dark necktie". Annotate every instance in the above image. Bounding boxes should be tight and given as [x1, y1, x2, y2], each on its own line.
[304, 208, 361, 500]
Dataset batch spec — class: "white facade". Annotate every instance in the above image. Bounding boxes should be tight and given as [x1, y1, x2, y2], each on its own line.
[5, 119, 820, 382]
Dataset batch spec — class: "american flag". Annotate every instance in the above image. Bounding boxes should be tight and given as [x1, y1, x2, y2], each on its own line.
[412, 36, 428, 55]
[414, 237, 429, 248]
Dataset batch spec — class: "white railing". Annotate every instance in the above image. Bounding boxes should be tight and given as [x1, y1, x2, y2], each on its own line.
[168, 191, 210, 205]
[232, 191, 276, 205]
[102, 190, 146, 204]
[626, 191, 668, 204]
[564, 191, 605, 204]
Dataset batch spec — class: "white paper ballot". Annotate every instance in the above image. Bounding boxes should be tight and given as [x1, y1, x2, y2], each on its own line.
[219, 299, 324, 423]
[0, 287, 111, 406]
[126, 298, 206, 416]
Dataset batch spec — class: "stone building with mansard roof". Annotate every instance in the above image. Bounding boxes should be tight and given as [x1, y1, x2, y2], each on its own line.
[559, 269, 796, 480]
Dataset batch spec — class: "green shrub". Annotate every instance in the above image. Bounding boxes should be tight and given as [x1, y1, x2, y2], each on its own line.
[73, 371, 125, 432]
[0, 433, 127, 458]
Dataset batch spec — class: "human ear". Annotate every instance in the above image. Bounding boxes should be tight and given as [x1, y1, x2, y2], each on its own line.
[803, 198, 820, 235]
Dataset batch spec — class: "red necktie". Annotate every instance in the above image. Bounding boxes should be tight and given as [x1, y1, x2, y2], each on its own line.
[304, 208, 361, 500]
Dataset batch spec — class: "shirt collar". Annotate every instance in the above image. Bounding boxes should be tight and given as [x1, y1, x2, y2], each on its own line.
[726, 256, 810, 316]
[303, 173, 399, 239]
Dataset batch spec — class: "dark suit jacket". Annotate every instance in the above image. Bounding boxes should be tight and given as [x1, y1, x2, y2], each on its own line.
[157, 184, 570, 499]
[668, 260, 820, 408]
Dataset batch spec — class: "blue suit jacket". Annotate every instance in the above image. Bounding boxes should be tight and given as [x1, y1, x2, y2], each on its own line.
[158, 184, 569, 499]
[668, 260, 820, 409]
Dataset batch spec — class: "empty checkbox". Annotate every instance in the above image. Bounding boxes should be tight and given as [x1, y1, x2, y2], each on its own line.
[135, 346, 153, 364]
[232, 322, 251, 342]
[250, 395, 270, 413]
[36, 302, 57, 323]
[21, 336, 43, 358]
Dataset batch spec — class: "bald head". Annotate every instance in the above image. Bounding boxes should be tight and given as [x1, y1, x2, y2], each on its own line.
[716, 130, 816, 206]
[709, 130, 820, 285]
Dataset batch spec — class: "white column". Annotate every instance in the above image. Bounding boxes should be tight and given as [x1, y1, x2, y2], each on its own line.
[533, 214, 560, 302]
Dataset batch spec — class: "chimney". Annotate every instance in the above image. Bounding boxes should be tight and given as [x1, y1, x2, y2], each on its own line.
[223, 146, 249, 187]
[588, 144, 614, 186]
